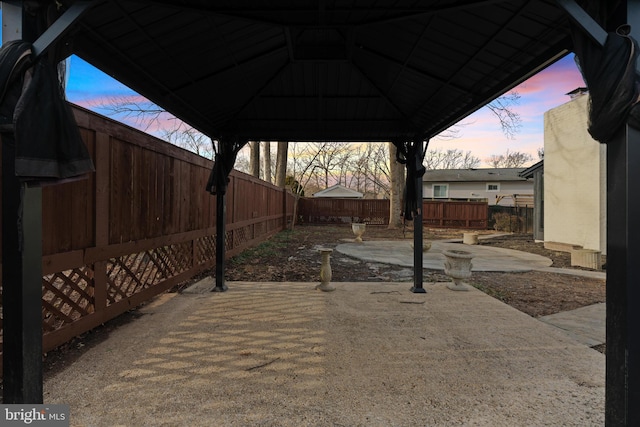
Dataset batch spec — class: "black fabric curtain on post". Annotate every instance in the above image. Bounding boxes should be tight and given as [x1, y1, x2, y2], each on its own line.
[393, 140, 426, 221]
[570, 21, 640, 143]
[0, 40, 95, 183]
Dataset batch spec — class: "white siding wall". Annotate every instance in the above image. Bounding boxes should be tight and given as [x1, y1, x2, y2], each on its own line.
[544, 94, 606, 254]
[422, 181, 533, 206]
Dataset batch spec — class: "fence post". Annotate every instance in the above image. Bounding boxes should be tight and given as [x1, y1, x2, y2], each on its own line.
[93, 132, 110, 313]
[283, 187, 287, 228]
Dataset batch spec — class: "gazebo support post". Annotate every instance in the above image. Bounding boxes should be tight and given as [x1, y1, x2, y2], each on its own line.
[607, 123, 640, 425]
[410, 141, 426, 293]
[207, 138, 244, 292]
[1, 0, 94, 403]
[213, 186, 228, 292]
[211, 141, 231, 293]
[608, 3, 640, 415]
[556, 0, 640, 422]
[1, 2, 43, 405]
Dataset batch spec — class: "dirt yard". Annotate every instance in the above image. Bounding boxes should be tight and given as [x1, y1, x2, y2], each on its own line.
[224, 224, 606, 319]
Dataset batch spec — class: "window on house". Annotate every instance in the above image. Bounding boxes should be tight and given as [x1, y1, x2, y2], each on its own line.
[433, 184, 448, 198]
[486, 183, 500, 192]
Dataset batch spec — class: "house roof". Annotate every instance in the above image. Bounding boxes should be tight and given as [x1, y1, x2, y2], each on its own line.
[519, 160, 544, 179]
[422, 168, 528, 182]
[312, 184, 364, 198]
[62, 0, 578, 143]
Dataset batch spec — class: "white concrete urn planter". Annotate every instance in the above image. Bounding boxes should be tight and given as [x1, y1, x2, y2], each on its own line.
[443, 249, 473, 291]
[316, 248, 335, 292]
[351, 223, 366, 243]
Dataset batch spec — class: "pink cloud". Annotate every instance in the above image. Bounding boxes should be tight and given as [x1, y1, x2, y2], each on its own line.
[69, 93, 184, 137]
[514, 55, 585, 101]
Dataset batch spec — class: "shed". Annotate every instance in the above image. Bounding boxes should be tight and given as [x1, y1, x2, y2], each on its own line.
[312, 184, 364, 199]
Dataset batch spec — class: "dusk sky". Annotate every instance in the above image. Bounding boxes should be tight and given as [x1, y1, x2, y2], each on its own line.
[428, 54, 585, 165]
[65, 53, 586, 167]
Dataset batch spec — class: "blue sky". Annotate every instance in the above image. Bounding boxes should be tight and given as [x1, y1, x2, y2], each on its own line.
[65, 53, 585, 166]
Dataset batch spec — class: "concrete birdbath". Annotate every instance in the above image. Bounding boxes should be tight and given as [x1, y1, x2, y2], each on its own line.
[316, 248, 335, 292]
[351, 223, 366, 243]
[443, 249, 474, 291]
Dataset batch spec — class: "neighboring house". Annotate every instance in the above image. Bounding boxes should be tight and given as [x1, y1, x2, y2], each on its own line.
[421, 168, 533, 207]
[543, 88, 606, 255]
[312, 184, 364, 198]
[519, 160, 544, 241]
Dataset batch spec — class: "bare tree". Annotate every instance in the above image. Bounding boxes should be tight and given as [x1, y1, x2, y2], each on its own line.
[388, 143, 405, 229]
[347, 145, 370, 194]
[286, 142, 394, 198]
[537, 147, 544, 160]
[309, 142, 350, 188]
[435, 91, 522, 141]
[262, 141, 272, 183]
[343, 143, 391, 198]
[372, 144, 391, 197]
[92, 95, 166, 131]
[365, 144, 391, 198]
[486, 149, 533, 168]
[235, 151, 250, 173]
[289, 144, 313, 185]
[287, 142, 326, 229]
[162, 122, 213, 159]
[249, 141, 260, 178]
[424, 148, 481, 170]
[485, 92, 522, 140]
[93, 95, 217, 157]
[275, 141, 288, 187]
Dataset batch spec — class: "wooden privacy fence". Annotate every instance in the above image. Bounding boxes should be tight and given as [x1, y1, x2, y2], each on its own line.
[488, 205, 534, 233]
[298, 198, 389, 225]
[422, 201, 488, 229]
[297, 198, 488, 229]
[0, 105, 295, 371]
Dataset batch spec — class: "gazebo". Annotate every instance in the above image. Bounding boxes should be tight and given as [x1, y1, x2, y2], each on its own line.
[1, 1, 637, 423]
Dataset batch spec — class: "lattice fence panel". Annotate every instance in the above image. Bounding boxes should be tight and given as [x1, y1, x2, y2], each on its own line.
[42, 266, 95, 332]
[195, 235, 216, 264]
[255, 221, 266, 237]
[224, 230, 234, 251]
[233, 226, 249, 249]
[105, 242, 193, 305]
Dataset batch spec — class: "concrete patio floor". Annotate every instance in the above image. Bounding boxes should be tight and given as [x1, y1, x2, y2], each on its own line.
[44, 281, 604, 426]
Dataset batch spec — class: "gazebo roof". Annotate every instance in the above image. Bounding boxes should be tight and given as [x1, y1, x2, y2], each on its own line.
[67, 0, 576, 142]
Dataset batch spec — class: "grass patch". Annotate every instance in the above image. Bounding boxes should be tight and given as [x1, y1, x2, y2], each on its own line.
[230, 229, 297, 264]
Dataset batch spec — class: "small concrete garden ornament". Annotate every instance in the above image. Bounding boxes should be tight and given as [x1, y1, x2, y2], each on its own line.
[351, 222, 366, 243]
[443, 249, 473, 291]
